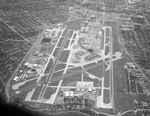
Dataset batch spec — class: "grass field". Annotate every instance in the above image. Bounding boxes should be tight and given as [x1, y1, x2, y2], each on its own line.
[101, 30, 104, 50]
[57, 37, 64, 47]
[83, 62, 97, 69]
[104, 70, 110, 88]
[67, 30, 74, 38]
[39, 76, 47, 83]
[105, 38, 109, 44]
[64, 19, 82, 30]
[13, 88, 33, 101]
[43, 87, 57, 99]
[61, 73, 82, 86]
[19, 78, 38, 90]
[53, 47, 60, 57]
[103, 89, 110, 104]
[54, 63, 66, 72]
[51, 70, 64, 79]
[31, 85, 43, 100]
[49, 44, 55, 54]
[73, 33, 77, 39]
[62, 30, 68, 37]
[64, 40, 70, 49]
[48, 80, 60, 86]
[66, 66, 82, 73]
[57, 31, 62, 37]
[86, 65, 103, 78]
[70, 40, 75, 46]
[83, 73, 100, 87]
[44, 58, 53, 74]
[105, 46, 109, 56]
[59, 50, 70, 63]
[106, 28, 110, 37]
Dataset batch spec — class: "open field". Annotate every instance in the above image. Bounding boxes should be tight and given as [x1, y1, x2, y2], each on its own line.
[31, 85, 43, 100]
[106, 28, 110, 37]
[86, 65, 103, 78]
[12, 88, 33, 101]
[53, 48, 60, 57]
[48, 80, 60, 86]
[73, 33, 77, 39]
[103, 89, 110, 104]
[51, 70, 64, 79]
[64, 19, 82, 30]
[104, 70, 110, 88]
[54, 63, 66, 72]
[67, 30, 74, 38]
[83, 62, 97, 69]
[61, 73, 82, 86]
[66, 66, 83, 74]
[105, 46, 109, 56]
[59, 50, 70, 63]
[49, 44, 55, 54]
[18, 79, 38, 90]
[62, 30, 68, 37]
[39, 76, 47, 83]
[64, 40, 70, 49]
[43, 87, 57, 99]
[57, 37, 64, 47]
[83, 74, 100, 87]
[44, 59, 53, 74]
